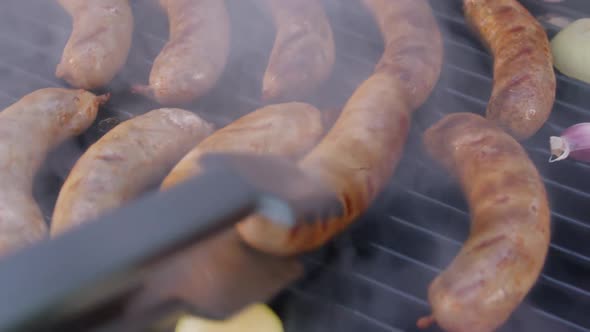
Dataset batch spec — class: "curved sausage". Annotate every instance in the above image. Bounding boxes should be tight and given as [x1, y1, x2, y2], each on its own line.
[236, 0, 444, 256]
[464, 0, 556, 140]
[417, 113, 550, 332]
[56, 0, 134, 90]
[0, 88, 108, 255]
[127, 103, 323, 316]
[260, 0, 335, 102]
[51, 108, 214, 236]
[161, 102, 324, 190]
[132, 0, 230, 105]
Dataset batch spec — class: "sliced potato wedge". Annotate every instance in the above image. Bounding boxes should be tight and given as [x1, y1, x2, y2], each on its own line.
[551, 18, 590, 84]
[175, 303, 284, 332]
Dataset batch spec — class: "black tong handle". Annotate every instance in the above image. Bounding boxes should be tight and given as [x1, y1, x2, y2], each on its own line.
[0, 165, 258, 332]
[0, 153, 343, 332]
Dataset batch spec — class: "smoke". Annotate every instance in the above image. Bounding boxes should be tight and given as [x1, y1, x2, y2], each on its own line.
[3, 0, 588, 331]
[0, 0, 384, 240]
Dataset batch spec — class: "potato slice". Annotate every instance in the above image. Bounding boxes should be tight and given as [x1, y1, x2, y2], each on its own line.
[175, 303, 284, 332]
[551, 18, 590, 84]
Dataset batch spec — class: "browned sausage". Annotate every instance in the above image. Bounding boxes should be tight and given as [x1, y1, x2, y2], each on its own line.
[161, 102, 324, 190]
[417, 113, 550, 332]
[236, 0, 444, 256]
[56, 0, 134, 89]
[123, 103, 323, 312]
[51, 108, 214, 236]
[124, 103, 323, 317]
[464, 0, 556, 140]
[260, 0, 335, 102]
[0, 88, 108, 255]
[132, 0, 230, 105]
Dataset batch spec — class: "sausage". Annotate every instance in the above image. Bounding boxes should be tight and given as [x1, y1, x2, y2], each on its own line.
[161, 102, 324, 190]
[236, 0, 444, 256]
[51, 108, 214, 236]
[417, 113, 550, 332]
[0, 88, 108, 255]
[463, 0, 556, 140]
[132, 0, 230, 105]
[125, 103, 323, 316]
[56, 0, 134, 90]
[260, 0, 335, 102]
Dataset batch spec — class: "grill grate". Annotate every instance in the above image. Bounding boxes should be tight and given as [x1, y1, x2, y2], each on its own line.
[0, 0, 588, 331]
[277, 1, 590, 332]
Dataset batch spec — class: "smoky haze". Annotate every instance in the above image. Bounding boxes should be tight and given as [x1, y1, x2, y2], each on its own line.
[0, 0, 395, 223]
[0, 0, 461, 327]
[0, 0, 586, 332]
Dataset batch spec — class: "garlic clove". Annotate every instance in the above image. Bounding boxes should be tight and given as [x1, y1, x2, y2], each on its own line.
[549, 136, 570, 162]
[549, 123, 590, 163]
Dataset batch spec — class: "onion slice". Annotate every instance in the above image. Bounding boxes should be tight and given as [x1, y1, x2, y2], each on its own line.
[550, 123, 590, 163]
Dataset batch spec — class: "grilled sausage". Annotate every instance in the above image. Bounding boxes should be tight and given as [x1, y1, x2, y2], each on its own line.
[126, 103, 322, 317]
[417, 113, 550, 332]
[161, 102, 324, 190]
[236, 0, 444, 256]
[133, 0, 230, 105]
[0, 88, 108, 255]
[51, 108, 213, 236]
[464, 0, 556, 140]
[56, 0, 134, 90]
[261, 0, 335, 102]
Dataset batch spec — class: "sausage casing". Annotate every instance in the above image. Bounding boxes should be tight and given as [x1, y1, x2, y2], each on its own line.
[161, 102, 324, 190]
[261, 0, 335, 102]
[367, 0, 444, 110]
[51, 108, 213, 235]
[419, 113, 550, 332]
[125, 103, 323, 314]
[56, 0, 134, 89]
[464, 0, 556, 140]
[0, 88, 107, 254]
[133, 0, 230, 105]
[236, 0, 443, 256]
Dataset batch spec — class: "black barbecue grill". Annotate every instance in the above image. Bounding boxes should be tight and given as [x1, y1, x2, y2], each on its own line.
[0, 0, 589, 331]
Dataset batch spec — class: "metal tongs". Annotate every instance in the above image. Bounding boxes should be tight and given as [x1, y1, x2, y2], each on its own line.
[0, 153, 343, 332]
